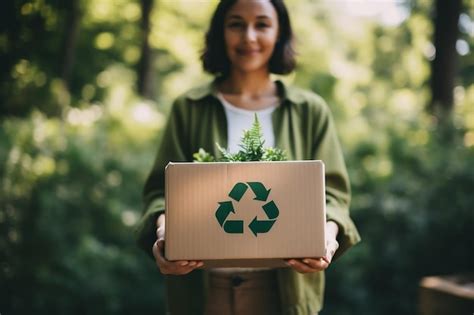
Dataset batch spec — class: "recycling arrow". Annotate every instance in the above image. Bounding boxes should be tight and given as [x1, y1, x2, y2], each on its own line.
[262, 200, 279, 219]
[248, 182, 271, 201]
[215, 201, 234, 227]
[215, 181, 279, 236]
[228, 182, 248, 201]
[224, 220, 244, 233]
[248, 217, 276, 237]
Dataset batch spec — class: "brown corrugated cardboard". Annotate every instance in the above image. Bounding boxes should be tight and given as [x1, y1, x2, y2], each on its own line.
[164, 160, 326, 268]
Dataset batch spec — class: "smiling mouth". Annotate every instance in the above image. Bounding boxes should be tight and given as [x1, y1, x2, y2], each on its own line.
[237, 49, 260, 55]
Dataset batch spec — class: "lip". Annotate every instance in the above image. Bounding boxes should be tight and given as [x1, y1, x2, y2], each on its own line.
[237, 48, 261, 55]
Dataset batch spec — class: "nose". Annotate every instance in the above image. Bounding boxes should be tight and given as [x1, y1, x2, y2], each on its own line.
[244, 26, 257, 43]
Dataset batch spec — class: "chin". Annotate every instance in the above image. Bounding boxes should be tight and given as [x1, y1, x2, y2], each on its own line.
[231, 60, 269, 74]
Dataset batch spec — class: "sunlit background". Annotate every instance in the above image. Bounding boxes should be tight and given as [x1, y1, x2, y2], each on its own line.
[1, 0, 473, 314]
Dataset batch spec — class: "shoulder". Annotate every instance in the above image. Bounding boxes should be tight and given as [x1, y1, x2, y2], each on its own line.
[174, 81, 215, 105]
[284, 83, 331, 117]
[167, 82, 217, 126]
[166, 81, 215, 118]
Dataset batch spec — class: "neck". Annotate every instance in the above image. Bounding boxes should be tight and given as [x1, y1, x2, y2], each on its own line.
[219, 70, 274, 97]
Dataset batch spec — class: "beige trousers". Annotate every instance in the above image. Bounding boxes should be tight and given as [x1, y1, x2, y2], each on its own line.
[204, 270, 281, 315]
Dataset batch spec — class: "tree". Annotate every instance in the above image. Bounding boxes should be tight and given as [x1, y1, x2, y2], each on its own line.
[137, 0, 155, 99]
[429, 0, 462, 117]
[60, 0, 82, 92]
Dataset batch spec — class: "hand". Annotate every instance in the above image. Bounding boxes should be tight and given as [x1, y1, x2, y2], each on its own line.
[284, 221, 339, 274]
[152, 214, 204, 275]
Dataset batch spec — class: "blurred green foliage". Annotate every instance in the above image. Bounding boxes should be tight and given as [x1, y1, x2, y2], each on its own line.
[0, 68, 166, 314]
[1, 0, 473, 314]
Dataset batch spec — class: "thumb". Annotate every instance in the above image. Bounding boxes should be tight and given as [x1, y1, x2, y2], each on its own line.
[157, 239, 165, 250]
[157, 226, 165, 242]
[156, 214, 166, 241]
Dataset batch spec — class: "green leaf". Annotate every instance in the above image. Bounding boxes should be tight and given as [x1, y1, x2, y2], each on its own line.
[193, 148, 215, 162]
[193, 114, 287, 162]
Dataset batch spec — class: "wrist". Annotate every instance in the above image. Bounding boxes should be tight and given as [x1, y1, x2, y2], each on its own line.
[326, 220, 339, 240]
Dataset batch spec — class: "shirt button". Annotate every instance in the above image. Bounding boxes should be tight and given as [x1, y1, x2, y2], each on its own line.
[231, 275, 244, 287]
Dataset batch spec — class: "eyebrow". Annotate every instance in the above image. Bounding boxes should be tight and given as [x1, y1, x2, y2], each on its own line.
[227, 15, 272, 20]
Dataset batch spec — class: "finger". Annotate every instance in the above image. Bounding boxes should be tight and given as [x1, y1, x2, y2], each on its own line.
[180, 261, 204, 272]
[153, 242, 203, 274]
[302, 258, 329, 270]
[157, 240, 166, 257]
[293, 259, 319, 273]
[153, 241, 168, 266]
[177, 260, 205, 272]
[153, 241, 171, 273]
[189, 263, 205, 271]
[168, 260, 194, 267]
[156, 226, 165, 241]
[160, 257, 200, 272]
[156, 245, 196, 269]
[286, 259, 319, 274]
[153, 241, 183, 271]
[152, 241, 161, 260]
[186, 260, 205, 268]
[168, 261, 202, 275]
[156, 215, 166, 240]
[157, 214, 165, 228]
[160, 260, 192, 274]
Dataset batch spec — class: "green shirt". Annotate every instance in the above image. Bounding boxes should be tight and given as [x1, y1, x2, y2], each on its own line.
[136, 79, 361, 315]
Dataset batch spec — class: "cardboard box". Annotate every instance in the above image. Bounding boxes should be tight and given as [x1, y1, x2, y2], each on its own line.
[164, 160, 326, 268]
[419, 274, 474, 315]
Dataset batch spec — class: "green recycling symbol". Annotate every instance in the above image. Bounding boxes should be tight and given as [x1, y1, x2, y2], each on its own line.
[215, 182, 279, 236]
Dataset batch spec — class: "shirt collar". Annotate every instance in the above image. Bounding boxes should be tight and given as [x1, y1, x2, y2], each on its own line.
[185, 78, 304, 104]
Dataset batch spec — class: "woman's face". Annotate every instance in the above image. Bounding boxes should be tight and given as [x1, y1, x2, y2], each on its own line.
[223, 0, 279, 75]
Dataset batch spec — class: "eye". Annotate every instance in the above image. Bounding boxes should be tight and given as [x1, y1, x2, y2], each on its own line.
[227, 22, 243, 29]
[256, 22, 270, 28]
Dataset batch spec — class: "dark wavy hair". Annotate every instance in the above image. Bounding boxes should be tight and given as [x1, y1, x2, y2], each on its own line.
[201, 0, 296, 78]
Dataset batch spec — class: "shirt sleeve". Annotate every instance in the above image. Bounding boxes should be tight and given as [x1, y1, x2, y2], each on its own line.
[311, 99, 361, 261]
[135, 97, 190, 259]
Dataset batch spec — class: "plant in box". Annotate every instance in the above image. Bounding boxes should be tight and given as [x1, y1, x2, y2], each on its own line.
[193, 114, 287, 162]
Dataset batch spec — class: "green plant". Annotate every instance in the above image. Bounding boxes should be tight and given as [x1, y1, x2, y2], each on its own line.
[193, 114, 287, 162]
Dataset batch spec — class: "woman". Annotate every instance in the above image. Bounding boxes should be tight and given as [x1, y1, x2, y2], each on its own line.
[136, 0, 361, 314]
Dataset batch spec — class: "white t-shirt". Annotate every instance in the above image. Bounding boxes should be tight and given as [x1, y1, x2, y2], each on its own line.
[214, 93, 279, 273]
[217, 93, 277, 154]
